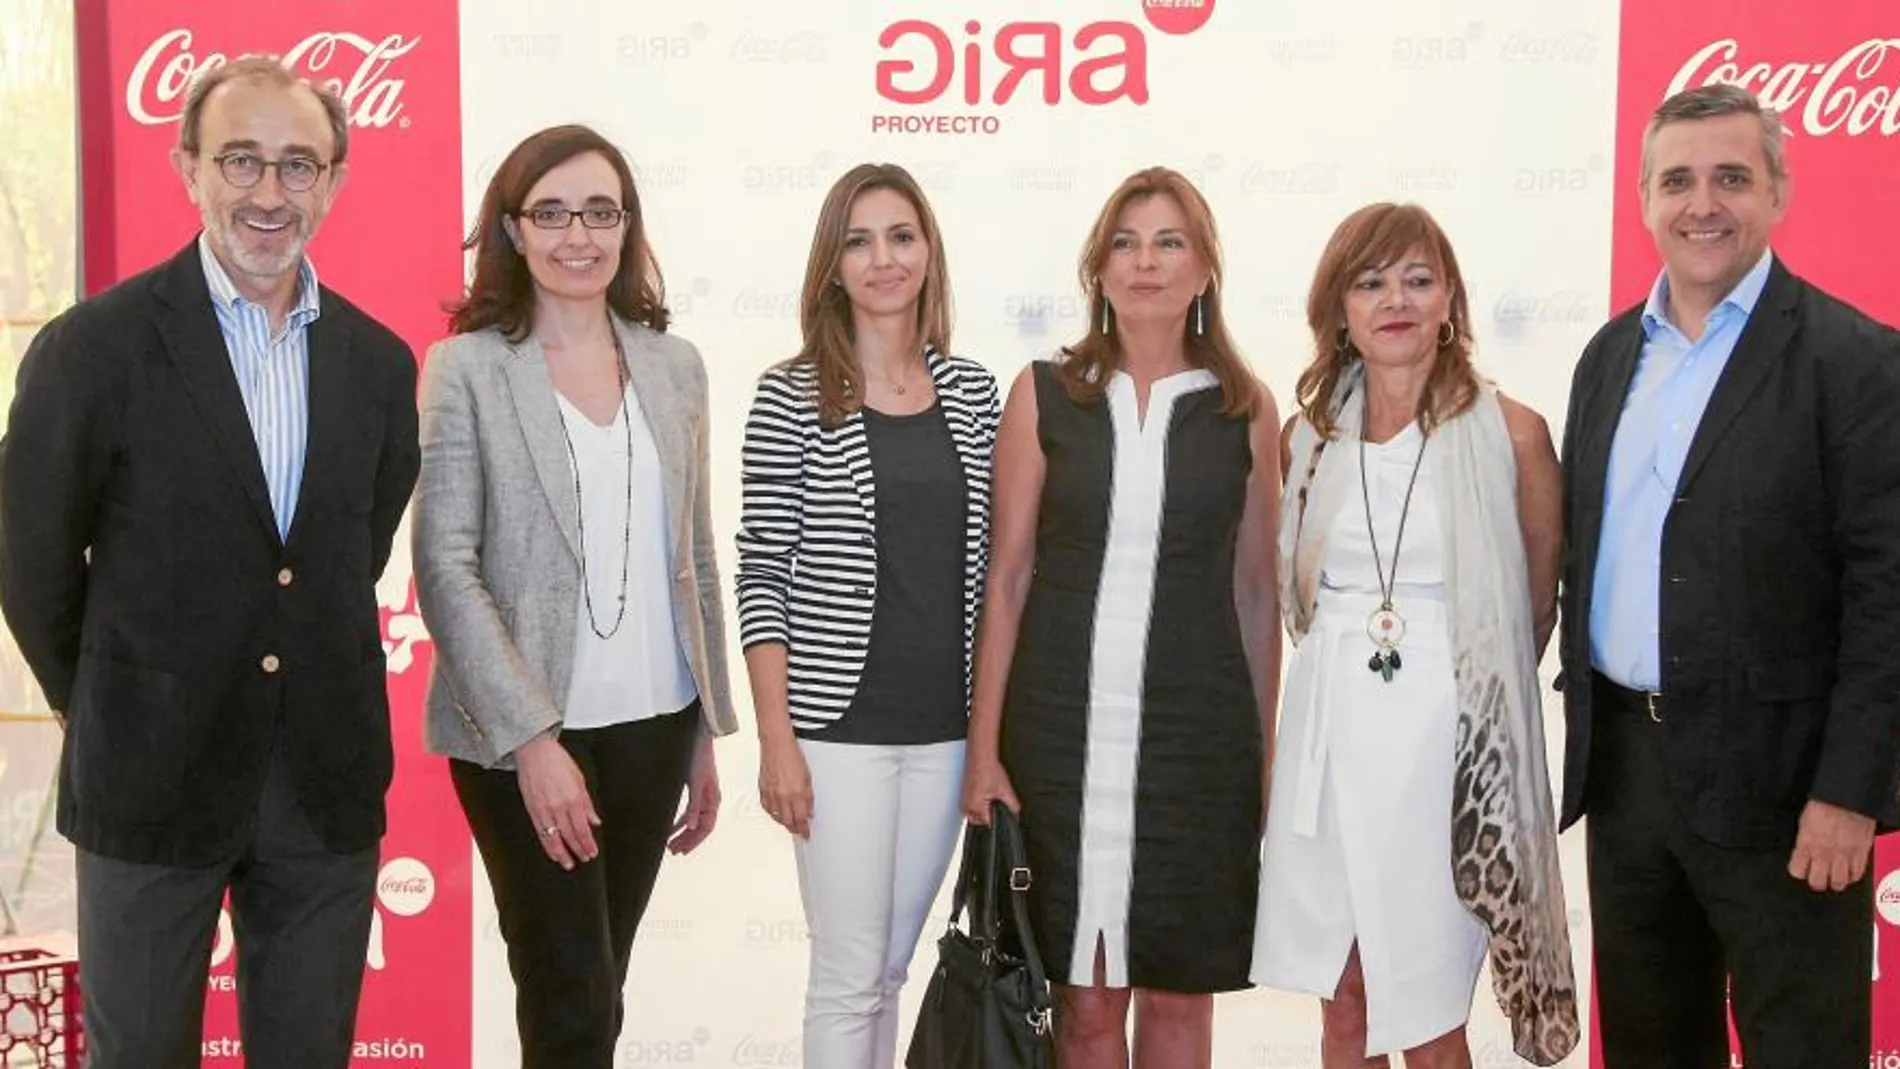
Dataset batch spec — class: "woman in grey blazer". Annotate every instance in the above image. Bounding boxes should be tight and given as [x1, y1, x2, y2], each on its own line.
[413, 125, 736, 1068]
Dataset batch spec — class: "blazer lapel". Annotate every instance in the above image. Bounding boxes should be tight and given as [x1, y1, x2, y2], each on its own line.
[150, 242, 280, 546]
[290, 302, 352, 546]
[1571, 317, 1645, 585]
[841, 416, 876, 529]
[503, 341, 582, 562]
[928, 348, 983, 486]
[1675, 261, 1800, 495]
[617, 321, 689, 560]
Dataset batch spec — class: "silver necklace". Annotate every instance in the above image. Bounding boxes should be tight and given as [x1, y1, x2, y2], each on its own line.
[1358, 394, 1428, 683]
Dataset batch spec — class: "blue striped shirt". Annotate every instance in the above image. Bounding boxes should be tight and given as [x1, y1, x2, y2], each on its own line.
[197, 236, 318, 539]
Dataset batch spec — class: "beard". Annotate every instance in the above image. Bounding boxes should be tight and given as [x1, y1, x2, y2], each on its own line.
[203, 204, 312, 281]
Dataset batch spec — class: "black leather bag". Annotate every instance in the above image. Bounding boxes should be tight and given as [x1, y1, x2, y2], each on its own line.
[905, 801, 1055, 1069]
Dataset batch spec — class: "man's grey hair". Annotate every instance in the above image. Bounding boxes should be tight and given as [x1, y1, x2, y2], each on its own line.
[1640, 83, 1786, 192]
[177, 55, 350, 163]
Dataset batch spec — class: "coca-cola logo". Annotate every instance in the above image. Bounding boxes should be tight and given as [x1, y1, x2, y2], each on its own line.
[1494, 290, 1599, 326]
[375, 856, 436, 917]
[1667, 38, 1900, 137]
[731, 1034, 801, 1066]
[731, 288, 800, 319]
[1240, 160, 1339, 196]
[1876, 868, 1900, 927]
[1498, 30, 1599, 64]
[126, 29, 419, 130]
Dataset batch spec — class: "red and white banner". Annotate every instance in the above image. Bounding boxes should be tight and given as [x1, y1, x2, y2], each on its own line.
[1609, 4, 1900, 1064]
[73, 0, 470, 1063]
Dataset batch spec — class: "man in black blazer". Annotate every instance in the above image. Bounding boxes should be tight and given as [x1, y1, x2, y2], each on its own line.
[1559, 83, 1900, 1068]
[0, 58, 418, 1068]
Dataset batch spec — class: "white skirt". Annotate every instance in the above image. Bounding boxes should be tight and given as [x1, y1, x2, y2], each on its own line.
[1252, 591, 1487, 1056]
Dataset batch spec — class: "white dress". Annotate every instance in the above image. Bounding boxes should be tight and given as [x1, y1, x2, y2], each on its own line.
[1252, 422, 1487, 1056]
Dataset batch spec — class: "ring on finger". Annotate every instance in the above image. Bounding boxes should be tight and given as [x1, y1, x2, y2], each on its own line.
[541, 825, 559, 837]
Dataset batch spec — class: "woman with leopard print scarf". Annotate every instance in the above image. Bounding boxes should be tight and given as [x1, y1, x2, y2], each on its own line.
[1252, 203, 1579, 1067]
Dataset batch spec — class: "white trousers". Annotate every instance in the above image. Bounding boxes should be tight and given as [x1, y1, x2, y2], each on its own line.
[795, 738, 966, 1069]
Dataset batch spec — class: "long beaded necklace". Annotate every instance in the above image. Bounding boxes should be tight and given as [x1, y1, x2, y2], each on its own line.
[554, 334, 634, 640]
[1358, 391, 1428, 683]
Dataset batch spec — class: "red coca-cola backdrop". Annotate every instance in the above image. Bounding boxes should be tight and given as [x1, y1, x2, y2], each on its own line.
[73, 1, 470, 1064]
[1608, 7, 1900, 1066]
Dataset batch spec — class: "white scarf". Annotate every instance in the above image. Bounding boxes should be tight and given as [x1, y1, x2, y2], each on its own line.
[1281, 363, 1580, 1065]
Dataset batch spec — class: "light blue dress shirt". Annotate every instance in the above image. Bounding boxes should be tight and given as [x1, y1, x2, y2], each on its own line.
[1589, 249, 1774, 691]
[198, 236, 319, 540]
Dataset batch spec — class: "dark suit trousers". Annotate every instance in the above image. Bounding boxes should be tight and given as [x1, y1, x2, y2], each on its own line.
[1586, 675, 1872, 1069]
[450, 703, 698, 1069]
[75, 734, 377, 1069]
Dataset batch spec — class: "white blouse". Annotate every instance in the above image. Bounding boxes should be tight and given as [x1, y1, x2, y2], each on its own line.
[555, 382, 697, 729]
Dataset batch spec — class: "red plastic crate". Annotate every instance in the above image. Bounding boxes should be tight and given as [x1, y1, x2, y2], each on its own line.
[0, 946, 83, 1068]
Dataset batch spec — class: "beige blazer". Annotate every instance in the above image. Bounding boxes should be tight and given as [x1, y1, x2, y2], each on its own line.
[414, 318, 736, 768]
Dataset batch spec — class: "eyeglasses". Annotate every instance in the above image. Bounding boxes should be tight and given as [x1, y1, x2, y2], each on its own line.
[210, 151, 331, 192]
[519, 205, 630, 230]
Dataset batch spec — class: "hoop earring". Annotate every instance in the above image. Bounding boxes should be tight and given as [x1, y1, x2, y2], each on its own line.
[1194, 294, 1206, 337]
[1439, 319, 1456, 347]
[1334, 327, 1352, 353]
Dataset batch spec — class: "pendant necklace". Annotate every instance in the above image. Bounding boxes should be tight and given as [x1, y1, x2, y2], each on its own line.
[1358, 393, 1428, 683]
[555, 331, 634, 640]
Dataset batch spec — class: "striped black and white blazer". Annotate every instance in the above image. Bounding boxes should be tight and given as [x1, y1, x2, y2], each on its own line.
[735, 347, 1000, 732]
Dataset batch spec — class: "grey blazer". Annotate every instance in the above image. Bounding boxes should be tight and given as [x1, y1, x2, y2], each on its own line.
[414, 318, 737, 768]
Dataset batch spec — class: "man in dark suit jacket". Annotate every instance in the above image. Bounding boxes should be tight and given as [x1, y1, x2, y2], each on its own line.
[0, 57, 418, 1068]
[1559, 84, 1900, 1069]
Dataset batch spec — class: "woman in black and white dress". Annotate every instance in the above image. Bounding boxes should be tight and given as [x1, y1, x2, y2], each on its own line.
[735, 162, 998, 1069]
[962, 167, 1282, 1068]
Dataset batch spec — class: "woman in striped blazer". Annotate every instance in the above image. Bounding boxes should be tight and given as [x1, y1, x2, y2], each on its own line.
[735, 162, 998, 1068]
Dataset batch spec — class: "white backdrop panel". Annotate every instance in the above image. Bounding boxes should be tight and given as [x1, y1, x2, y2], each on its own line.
[455, 1, 1620, 1065]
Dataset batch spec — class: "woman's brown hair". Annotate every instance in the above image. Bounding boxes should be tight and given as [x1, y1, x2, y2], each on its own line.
[448, 124, 667, 341]
[790, 163, 954, 427]
[1295, 202, 1478, 438]
[1057, 166, 1256, 418]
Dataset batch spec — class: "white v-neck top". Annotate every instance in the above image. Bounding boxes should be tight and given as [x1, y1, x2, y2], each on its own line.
[555, 382, 697, 728]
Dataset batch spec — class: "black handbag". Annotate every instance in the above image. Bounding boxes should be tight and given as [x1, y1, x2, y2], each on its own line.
[905, 801, 1055, 1069]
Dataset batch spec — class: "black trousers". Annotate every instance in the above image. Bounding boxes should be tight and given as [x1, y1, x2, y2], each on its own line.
[1586, 674, 1872, 1069]
[75, 736, 377, 1069]
[451, 703, 698, 1069]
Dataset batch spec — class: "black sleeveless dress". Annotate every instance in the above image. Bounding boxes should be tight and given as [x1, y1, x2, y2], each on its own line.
[1001, 360, 1262, 993]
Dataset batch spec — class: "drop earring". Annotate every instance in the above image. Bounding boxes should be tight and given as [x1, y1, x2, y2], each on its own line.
[1194, 293, 1206, 336]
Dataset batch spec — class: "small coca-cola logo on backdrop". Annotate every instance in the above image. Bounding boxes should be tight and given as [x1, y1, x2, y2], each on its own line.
[1667, 37, 1900, 136]
[1877, 868, 1900, 927]
[376, 856, 437, 917]
[125, 29, 420, 130]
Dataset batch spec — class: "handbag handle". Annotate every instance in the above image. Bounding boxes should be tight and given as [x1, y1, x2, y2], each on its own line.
[989, 801, 1055, 1030]
[947, 814, 1002, 942]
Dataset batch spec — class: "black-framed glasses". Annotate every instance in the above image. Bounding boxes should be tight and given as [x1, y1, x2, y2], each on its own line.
[519, 205, 630, 231]
[210, 151, 331, 192]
